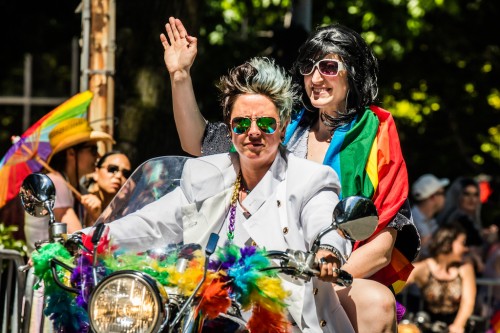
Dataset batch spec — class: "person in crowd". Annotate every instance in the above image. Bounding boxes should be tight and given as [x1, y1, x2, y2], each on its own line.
[405, 223, 476, 333]
[161, 17, 420, 332]
[438, 177, 483, 230]
[403, 174, 448, 315]
[411, 174, 449, 257]
[103, 57, 355, 332]
[81, 150, 132, 226]
[438, 177, 497, 273]
[24, 118, 114, 253]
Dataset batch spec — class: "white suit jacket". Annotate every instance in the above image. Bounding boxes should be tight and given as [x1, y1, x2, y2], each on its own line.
[107, 150, 354, 332]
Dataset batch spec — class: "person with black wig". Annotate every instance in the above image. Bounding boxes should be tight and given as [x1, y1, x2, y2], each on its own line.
[160, 17, 420, 332]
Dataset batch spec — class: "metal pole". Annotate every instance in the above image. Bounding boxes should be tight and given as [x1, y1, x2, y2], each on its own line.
[80, 0, 91, 91]
[107, 0, 116, 139]
[22, 54, 32, 131]
[86, 0, 114, 151]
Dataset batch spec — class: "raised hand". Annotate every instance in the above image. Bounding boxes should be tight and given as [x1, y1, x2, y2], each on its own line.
[160, 17, 198, 77]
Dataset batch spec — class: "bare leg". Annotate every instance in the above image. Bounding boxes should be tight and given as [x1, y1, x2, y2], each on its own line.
[335, 279, 397, 333]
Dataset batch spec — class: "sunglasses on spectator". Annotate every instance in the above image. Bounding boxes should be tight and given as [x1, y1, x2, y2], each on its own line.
[299, 58, 345, 76]
[100, 164, 131, 179]
[230, 117, 278, 135]
[462, 191, 479, 198]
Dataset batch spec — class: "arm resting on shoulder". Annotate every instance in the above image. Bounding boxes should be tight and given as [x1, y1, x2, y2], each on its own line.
[341, 227, 397, 278]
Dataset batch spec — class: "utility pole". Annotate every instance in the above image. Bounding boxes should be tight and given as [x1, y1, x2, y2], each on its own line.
[79, 0, 116, 147]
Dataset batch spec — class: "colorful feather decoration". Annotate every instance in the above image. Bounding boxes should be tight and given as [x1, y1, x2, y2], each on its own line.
[32, 237, 291, 333]
[198, 279, 231, 319]
[32, 242, 90, 332]
[210, 243, 291, 332]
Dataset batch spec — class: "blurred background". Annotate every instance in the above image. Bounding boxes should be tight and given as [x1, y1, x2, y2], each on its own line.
[0, 0, 499, 225]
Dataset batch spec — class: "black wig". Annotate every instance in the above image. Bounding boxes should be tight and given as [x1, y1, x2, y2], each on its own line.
[291, 23, 379, 127]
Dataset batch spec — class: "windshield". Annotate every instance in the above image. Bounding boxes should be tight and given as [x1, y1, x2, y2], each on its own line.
[94, 156, 227, 248]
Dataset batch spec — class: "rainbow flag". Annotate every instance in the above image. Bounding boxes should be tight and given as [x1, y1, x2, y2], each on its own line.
[0, 91, 92, 208]
[330, 105, 412, 293]
[285, 105, 414, 293]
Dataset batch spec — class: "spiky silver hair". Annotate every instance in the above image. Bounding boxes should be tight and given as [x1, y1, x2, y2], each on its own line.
[218, 57, 298, 128]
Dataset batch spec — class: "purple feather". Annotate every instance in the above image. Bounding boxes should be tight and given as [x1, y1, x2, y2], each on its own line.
[240, 246, 257, 258]
[70, 255, 95, 308]
[396, 301, 406, 323]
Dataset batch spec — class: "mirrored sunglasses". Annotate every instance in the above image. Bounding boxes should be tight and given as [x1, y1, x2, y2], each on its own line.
[230, 117, 278, 134]
[299, 58, 345, 76]
[100, 164, 131, 179]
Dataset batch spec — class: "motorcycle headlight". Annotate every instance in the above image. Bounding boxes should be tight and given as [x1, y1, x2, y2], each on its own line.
[89, 270, 168, 333]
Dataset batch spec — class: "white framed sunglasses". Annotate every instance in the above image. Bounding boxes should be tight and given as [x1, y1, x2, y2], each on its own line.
[299, 58, 345, 76]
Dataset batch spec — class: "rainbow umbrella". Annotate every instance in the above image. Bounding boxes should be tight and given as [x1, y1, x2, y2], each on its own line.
[0, 91, 94, 208]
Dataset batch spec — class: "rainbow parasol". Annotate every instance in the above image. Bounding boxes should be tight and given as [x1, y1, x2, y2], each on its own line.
[0, 91, 94, 208]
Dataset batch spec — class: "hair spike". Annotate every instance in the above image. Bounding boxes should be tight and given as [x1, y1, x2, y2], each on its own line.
[218, 57, 299, 128]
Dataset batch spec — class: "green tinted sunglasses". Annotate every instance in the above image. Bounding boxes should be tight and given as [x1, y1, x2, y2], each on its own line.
[230, 116, 278, 134]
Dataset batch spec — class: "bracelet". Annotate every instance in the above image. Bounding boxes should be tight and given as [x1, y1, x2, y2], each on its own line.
[318, 244, 346, 266]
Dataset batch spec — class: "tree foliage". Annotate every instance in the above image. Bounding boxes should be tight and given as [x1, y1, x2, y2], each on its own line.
[1, 0, 499, 195]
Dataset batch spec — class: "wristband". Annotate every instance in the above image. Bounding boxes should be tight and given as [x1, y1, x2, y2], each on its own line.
[318, 244, 346, 265]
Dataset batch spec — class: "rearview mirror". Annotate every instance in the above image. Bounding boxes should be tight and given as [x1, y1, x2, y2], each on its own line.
[19, 173, 55, 218]
[311, 196, 378, 255]
[333, 196, 378, 242]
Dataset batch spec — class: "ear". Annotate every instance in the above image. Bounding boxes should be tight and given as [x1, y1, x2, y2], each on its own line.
[93, 168, 100, 181]
[66, 148, 77, 158]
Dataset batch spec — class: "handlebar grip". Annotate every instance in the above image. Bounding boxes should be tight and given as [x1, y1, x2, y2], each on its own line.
[335, 268, 353, 287]
[314, 259, 352, 287]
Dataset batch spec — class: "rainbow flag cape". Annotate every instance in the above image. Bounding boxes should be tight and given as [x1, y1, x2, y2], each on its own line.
[285, 105, 414, 293]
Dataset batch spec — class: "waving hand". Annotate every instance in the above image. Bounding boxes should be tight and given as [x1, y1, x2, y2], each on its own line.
[160, 17, 198, 77]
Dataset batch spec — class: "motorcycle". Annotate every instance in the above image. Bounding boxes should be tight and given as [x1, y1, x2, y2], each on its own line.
[19, 156, 379, 333]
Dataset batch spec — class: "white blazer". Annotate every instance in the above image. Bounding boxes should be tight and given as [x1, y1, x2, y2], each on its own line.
[108, 150, 354, 333]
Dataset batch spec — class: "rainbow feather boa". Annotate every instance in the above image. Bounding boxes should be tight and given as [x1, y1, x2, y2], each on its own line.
[32, 233, 291, 333]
